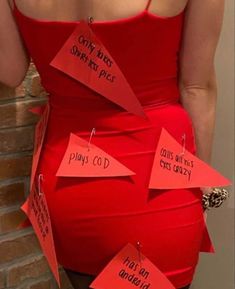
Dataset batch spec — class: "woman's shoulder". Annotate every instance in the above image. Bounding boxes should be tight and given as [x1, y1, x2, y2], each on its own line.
[8, 0, 14, 9]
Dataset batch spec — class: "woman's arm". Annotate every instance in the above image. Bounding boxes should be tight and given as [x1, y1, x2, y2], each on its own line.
[178, 0, 225, 166]
[0, 0, 30, 87]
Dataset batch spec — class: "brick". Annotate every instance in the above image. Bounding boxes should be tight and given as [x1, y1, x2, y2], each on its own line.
[15, 84, 27, 98]
[7, 255, 49, 287]
[0, 154, 32, 181]
[27, 62, 37, 75]
[0, 82, 26, 100]
[0, 231, 41, 264]
[28, 279, 53, 289]
[0, 98, 47, 129]
[0, 126, 34, 154]
[58, 270, 73, 289]
[0, 182, 25, 208]
[0, 208, 26, 234]
[0, 270, 5, 289]
[27, 73, 45, 97]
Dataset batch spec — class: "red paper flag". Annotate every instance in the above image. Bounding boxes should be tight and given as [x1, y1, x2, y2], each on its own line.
[200, 226, 215, 253]
[149, 128, 232, 189]
[56, 133, 135, 177]
[90, 243, 175, 289]
[200, 212, 215, 253]
[30, 103, 50, 191]
[50, 20, 146, 118]
[21, 183, 60, 287]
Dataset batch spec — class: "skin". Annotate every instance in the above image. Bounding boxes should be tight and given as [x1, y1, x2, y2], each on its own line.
[178, 0, 225, 194]
[0, 0, 225, 288]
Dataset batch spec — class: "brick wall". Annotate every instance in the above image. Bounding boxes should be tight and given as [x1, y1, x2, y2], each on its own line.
[0, 63, 73, 289]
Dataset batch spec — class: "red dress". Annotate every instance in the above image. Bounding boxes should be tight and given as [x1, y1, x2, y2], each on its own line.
[13, 0, 205, 287]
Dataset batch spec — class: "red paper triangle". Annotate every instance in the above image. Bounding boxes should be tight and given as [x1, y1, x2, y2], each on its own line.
[200, 226, 215, 253]
[200, 212, 215, 253]
[56, 133, 135, 177]
[50, 20, 146, 119]
[30, 103, 50, 191]
[90, 243, 175, 289]
[21, 183, 60, 287]
[149, 128, 231, 189]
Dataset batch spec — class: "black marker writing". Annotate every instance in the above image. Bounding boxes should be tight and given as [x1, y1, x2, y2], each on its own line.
[68, 152, 110, 169]
[78, 35, 96, 54]
[118, 256, 151, 288]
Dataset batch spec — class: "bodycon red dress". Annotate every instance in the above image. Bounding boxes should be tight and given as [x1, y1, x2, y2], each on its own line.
[13, 0, 205, 288]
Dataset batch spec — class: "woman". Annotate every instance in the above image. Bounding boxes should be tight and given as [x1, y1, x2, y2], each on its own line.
[0, 0, 225, 288]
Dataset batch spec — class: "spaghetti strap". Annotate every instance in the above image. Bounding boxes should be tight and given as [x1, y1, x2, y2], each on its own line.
[145, 0, 152, 11]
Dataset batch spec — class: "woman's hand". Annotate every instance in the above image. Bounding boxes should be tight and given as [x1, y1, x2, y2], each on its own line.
[200, 187, 212, 211]
[0, 0, 30, 87]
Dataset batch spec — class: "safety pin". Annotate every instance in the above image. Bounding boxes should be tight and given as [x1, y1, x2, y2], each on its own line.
[87, 16, 94, 25]
[37, 173, 44, 196]
[87, 127, 96, 151]
[136, 241, 143, 268]
[86, 14, 95, 84]
[180, 133, 186, 156]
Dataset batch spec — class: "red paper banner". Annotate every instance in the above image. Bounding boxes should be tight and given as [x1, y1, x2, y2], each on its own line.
[200, 226, 215, 253]
[29, 103, 50, 191]
[149, 128, 231, 189]
[56, 133, 135, 177]
[90, 243, 175, 289]
[50, 20, 146, 118]
[200, 212, 215, 253]
[21, 182, 60, 287]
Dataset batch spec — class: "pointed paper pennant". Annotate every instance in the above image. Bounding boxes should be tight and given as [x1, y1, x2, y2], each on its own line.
[200, 212, 215, 253]
[21, 183, 60, 287]
[19, 103, 46, 231]
[30, 103, 50, 191]
[200, 226, 215, 253]
[50, 20, 146, 118]
[56, 133, 135, 177]
[149, 128, 232, 189]
[90, 243, 175, 289]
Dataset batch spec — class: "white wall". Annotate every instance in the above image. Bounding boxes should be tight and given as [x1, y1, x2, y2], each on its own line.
[191, 0, 234, 288]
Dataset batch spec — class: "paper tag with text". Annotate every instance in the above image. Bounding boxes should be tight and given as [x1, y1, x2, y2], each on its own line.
[18, 102, 49, 231]
[149, 128, 231, 189]
[56, 133, 135, 177]
[90, 243, 175, 289]
[50, 20, 146, 118]
[29, 103, 50, 191]
[21, 183, 60, 287]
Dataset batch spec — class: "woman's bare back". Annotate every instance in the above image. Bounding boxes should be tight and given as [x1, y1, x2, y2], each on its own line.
[10, 0, 188, 22]
[1, 1, 226, 289]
